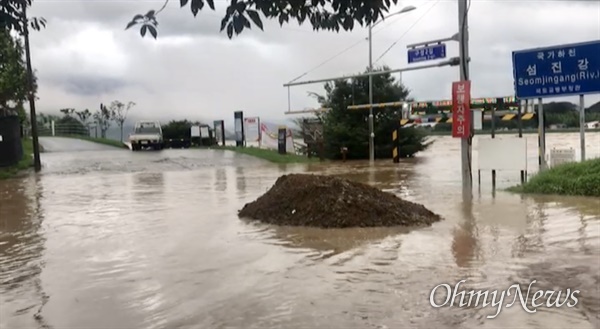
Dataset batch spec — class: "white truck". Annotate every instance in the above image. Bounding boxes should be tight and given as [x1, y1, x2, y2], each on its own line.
[129, 121, 164, 151]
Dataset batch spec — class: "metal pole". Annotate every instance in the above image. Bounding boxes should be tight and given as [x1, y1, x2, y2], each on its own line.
[368, 23, 375, 163]
[491, 101, 496, 190]
[518, 99, 525, 184]
[283, 59, 454, 87]
[22, 4, 41, 172]
[458, 0, 472, 192]
[579, 94, 585, 162]
[538, 97, 546, 171]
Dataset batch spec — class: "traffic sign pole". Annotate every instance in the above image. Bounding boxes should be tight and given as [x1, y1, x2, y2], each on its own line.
[458, 0, 472, 193]
[580, 94, 585, 161]
[538, 98, 546, 170]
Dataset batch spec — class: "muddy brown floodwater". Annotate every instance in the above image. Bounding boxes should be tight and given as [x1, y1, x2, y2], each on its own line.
[1, 134, 599, 329]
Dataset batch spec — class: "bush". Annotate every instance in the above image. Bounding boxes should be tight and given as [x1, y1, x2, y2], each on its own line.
[508, 158, 600, 197]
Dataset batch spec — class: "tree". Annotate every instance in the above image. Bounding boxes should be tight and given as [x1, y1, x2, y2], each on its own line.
[1, 0, 46, 33]
[0, 29, 31, 116]
[311, 65, 431, 160]
[59, 108, 75, 117]
[161, 119, 197, 140]
[94, 104, 114, 138]
[75, 109, 92, 126]
[126, 0, 404, 39]
[109, 100, 136, 141]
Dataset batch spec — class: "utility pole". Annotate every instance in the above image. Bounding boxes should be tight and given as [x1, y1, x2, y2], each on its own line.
[368, 23, 375, 163]
[458, 0, 471, 192]
[22, 3, 41, 172]
[366, 6, 416, 164]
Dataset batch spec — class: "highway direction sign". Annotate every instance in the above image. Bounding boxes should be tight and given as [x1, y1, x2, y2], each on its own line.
[512, 40, 600, 99]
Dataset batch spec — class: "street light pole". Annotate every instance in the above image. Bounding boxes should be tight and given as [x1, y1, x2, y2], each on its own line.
[368, 23, 375, 163]
[367, 5, 416, 163]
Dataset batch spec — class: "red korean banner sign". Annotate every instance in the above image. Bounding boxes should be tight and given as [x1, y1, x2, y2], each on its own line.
[452, 80, 472, 138]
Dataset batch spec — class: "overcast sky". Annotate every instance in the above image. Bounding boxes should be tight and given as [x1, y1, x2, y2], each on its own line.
[26, 0, 600, 125]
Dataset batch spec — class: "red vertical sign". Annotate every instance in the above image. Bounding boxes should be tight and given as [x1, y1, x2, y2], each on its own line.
[452, 80, 471, 138]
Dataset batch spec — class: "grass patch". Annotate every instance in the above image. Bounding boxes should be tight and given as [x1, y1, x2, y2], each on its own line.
[0, 138, 34, 180]
[55, 135, 127, 148]
[506, 158, 600, 197]
[216, 146, 323, 164]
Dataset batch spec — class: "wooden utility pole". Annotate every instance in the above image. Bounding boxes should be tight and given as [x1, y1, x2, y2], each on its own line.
[22, 3, 41, 172]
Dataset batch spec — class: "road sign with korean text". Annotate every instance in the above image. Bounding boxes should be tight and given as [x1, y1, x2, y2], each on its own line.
[452, 80, 471, 139]
[512, 40, 600, 99]
[408, 44, 447, 64]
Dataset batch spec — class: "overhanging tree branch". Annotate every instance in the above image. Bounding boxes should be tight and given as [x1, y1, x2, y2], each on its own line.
[125, 0, 400, 39]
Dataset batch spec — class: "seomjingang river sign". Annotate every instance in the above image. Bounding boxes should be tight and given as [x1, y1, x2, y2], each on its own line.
[512, 40, 600, 99]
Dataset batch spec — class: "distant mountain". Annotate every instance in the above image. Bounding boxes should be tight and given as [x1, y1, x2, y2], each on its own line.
[587, 101, 600, 113]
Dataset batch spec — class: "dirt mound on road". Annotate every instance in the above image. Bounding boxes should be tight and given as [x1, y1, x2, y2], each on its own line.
[238, 173, 442, 228]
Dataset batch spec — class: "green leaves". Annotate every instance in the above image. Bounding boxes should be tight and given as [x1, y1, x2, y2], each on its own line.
[29, 17, 47, 31]
[127, 0, 403, 40]
[226, 22, 234, 39]
[191, 0, 204, 16]
[0, 29, 30, 112]
[125, 9, 159, 39]
[246, 10, 263, 30]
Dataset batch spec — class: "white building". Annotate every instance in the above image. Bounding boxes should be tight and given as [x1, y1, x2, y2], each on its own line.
[585, 121, 599, 129]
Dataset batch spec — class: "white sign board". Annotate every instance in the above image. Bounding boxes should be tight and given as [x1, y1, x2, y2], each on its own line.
[478, 137, 527, 171]
[244, 117, 260, 143]
[0, 135, 3, 142]
[200, 126, 209, 138]
[191, 126, 200, 137]
[550, 148, 576, 168]
[473, 110, 483, 131]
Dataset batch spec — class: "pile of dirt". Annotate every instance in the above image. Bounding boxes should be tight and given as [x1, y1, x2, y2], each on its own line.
[238, 173, 443, 228]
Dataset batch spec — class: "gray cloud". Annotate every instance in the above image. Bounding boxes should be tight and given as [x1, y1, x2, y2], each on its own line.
[23, 0, 600, 125]
[55, 75, 131, 96]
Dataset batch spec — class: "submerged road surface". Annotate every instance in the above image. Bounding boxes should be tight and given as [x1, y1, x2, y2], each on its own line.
[1, 133, 599, 328]
[39, 137, 119, 153]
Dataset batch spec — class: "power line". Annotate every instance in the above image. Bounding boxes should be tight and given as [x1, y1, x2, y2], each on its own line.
[373, 0, 441, 65]
[286, 1, 439, 83]
[287, 38, 367, 83]
[285, 16, 413, 83]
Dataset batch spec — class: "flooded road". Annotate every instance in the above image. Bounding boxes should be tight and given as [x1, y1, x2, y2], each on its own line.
[1, 132, 599, 328]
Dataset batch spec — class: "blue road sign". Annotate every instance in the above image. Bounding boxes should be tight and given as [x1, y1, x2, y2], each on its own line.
[408, 44, 447, 64]
[512, 40, 600, 99]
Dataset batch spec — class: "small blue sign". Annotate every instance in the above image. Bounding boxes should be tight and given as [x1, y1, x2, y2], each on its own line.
[512, 40, 600, 99]
[408, 44, 447, 64]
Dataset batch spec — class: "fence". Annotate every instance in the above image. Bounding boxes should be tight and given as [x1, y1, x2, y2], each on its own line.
[37, 121, 92, 138]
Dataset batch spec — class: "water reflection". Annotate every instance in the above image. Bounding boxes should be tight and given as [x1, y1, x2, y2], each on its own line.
[0, 176, 48, 328]
[527, 194, 600, 218]
[235, 166, 246, 197]
[132, 172, 165, 200]
[214, 167, 227, 192]
[452, 195, 481, 269]
[261, 223, 414, 258]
